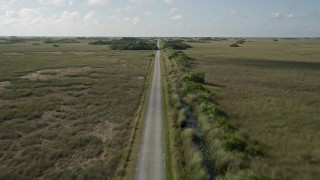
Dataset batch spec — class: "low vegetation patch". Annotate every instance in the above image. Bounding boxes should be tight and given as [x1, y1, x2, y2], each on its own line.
[44, 38, 80, 44]
[185, 39, 320, 179]
[162, 40, 192, 50]
[230, 43, 239, 47]
[0, 39, 153, 179]
[0, 81, 11, 91]
[162, 41, 265, 179]
[89, 37, 158, 50]
[21, 67, 97, 81]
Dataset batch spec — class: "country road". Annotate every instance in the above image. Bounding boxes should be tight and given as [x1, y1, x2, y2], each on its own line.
[134, 39, 164, 180]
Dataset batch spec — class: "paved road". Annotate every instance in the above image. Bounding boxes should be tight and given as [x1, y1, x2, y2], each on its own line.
[134, 39, 164, 180]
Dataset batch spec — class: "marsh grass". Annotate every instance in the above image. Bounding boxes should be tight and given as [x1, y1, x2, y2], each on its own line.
[0, 40, 152, 179]
[185, 38, 320, 179]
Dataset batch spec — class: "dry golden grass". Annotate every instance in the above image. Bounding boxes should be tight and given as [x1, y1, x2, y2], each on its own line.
[184, 38, 320, 179]
[0, 40, 153, 179]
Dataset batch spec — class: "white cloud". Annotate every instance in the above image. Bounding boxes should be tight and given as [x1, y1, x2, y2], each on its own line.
[229, 10, 237, 16]
[5, 10, 18, 18]
[124, 17, 131, 21]
[50, 10, 81, 26]
[145, 11, 152, 16]
[130, 0, 154, 4]
[107, 14, 117, 19]
[169, 7, 176, 15]
[116, 7, 122, 12]
[286, 13, 294, 18]
[87, 0, 111, 5]
[164, 0, 181, 4]
[0, 8, 108, 36]
[270, 12, 295, 19]
[124, 6, 131, 11]
[0, 9, 81, 27]
[132, 16, 141, 25]
[38, 0, 72, 5]
[171, 14, 182, 20]
[84, 11, 99, 25]
[60, 11, 80, 21]
[0, 0, 17, 10]
[271, 12, 281, 18]
[19, 8, 42, 23]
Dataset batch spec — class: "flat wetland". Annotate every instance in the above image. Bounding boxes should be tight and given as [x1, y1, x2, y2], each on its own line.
[0, 41, 152, 179]
[185, 38, 320, 179]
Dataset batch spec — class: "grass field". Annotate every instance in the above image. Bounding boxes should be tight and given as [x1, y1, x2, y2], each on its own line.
[184, 39, 320, 179]
[0, 40, 152, 179]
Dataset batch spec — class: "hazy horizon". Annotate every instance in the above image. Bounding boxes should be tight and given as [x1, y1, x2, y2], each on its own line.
[1, 0, 320, 37]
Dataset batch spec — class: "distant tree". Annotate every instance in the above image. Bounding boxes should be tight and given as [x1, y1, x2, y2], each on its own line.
[110, 39, 157, 50]
[89, 40, 112, 45]
[162, 40, 192, 50]
[44, 38, 80, 44]
[236, 39, 246, 44]
[230, 43, 239, 47]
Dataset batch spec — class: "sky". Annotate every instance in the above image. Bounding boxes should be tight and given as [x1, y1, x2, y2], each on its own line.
[0, 0, 320, 37]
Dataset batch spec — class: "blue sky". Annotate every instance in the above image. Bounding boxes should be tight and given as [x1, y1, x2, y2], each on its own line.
[0, 0, 320, 37]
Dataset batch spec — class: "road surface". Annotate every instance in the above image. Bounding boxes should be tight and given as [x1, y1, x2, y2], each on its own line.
[134, 39, 164, 180]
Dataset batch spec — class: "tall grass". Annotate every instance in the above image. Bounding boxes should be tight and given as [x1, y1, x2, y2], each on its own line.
[184, 39, 320, 179]
[0, 40, 153, 179]
[163, 46, 266, 179]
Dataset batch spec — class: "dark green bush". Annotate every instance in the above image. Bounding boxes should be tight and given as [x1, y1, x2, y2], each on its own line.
[192, 92, 211, 103]
[246, 144, 264, 156]
[199, 102, 220, 116]
[236, 39, 246, 44]
[183, 82, 205, 94]
[230, 43, 239, 47]
[110, 41, 157, 50]
[89, 40, 111, 45]
[45, 38, 80, 44]
[162, 40, 192, 50]
[221, 134, 247, 152]
[167, 50, 184, 60]
[164, 47, 265, 179]
[181, 72, 205, 84]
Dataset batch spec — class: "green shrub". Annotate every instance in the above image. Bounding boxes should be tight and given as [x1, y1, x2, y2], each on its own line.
[181, 72, 205, 84]
[199, 102, 220, 117]
[246, 144, 264, 156]
[162, 40, 192, 50]
[221, 134, 247, 152]
[167, 50, 184, 60]
[89, 40, 111, 45]
[177, 109, 187, 128]
[44, 38, 80, 44]
[109, 38, 157, 50]
[183, 82, 205, 94]
[164, 46, 265, 179]
[192, 92, 211, 104]
[236, 39, 246, 44]
[230, 43, 239, 47]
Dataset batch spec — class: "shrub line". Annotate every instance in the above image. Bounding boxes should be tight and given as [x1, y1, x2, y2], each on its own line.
[162, 39, 266, 179]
